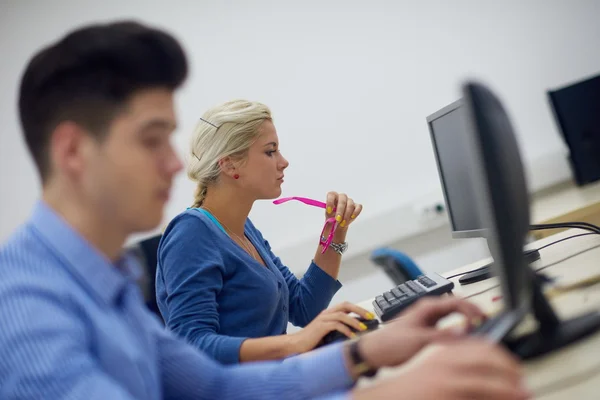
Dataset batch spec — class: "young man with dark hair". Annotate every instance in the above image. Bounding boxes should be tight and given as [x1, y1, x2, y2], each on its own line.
[0, 20, 529, 400]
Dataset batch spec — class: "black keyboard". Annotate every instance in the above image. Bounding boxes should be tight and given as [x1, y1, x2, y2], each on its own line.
[373, 273, 455, 322]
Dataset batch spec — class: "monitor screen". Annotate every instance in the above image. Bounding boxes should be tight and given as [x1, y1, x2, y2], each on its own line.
[548, 73, 600, 185]
[427, 100, 483, 238]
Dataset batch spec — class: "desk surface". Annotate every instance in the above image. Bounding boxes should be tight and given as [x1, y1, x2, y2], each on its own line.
[358, 229, 600, 399]
[530, 180, 600, 223]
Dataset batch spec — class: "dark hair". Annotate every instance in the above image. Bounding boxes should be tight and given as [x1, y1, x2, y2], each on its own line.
[18, 20, 188, 182]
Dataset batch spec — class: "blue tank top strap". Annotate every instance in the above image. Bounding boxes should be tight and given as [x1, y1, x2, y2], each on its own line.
[187, 207, 228, 236]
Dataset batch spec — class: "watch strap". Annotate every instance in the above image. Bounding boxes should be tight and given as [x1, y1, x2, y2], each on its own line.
[321, 236, 348, 255]
[348, 339, 377, 378]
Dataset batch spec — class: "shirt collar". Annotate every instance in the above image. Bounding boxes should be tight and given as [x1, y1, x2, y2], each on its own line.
[29, 200, 140, 306]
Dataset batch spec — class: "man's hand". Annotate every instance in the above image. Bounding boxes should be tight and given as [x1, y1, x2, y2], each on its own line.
[352, 339, 531, 400]
[358, 297, 485, 369]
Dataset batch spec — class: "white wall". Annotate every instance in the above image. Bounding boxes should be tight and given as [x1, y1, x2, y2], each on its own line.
[2, 1, 600, 268]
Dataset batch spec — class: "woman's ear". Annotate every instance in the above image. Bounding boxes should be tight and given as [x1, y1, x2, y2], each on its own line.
[218, 156, 237, 178]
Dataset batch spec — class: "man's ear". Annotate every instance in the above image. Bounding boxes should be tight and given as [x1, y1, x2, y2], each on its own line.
[49, 121, 89, 179]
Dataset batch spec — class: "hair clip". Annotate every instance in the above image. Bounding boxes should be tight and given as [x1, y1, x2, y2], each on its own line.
[199, 117, 218, 128]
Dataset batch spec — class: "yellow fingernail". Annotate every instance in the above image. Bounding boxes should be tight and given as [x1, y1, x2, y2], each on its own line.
[327, 206, 332, 214]
[335, 215, 342, 223]
[350, 215, 356, 219]
[366, 312, 375, 320]
[359, 323, 367, 330]
[340, 220, 346, 228]
[351, 333, 357, 338]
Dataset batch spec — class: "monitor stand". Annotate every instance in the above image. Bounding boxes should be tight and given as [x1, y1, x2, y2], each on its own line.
[473, 268, 600, 360]
[459, 248, 541, 285]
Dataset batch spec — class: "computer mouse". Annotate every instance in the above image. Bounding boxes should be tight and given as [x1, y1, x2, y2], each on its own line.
[316, 316, 380, 348]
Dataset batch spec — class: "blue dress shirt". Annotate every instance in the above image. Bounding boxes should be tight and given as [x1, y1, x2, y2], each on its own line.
[0, 201, 353, 399]
[156, 208, 342, 364]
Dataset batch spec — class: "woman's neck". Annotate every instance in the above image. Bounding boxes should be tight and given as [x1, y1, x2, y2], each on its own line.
[201, 186, 254, 236]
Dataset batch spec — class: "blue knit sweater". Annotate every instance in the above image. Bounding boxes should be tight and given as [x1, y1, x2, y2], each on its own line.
[155, 208, 342, 364]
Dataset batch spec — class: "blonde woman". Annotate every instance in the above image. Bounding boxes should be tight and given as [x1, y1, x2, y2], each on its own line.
[156, 100, 373, 364]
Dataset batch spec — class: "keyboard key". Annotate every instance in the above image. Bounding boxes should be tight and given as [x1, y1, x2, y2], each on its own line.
[418, 276, 436, 288]
[398, 284, 411, 295]
[376, 296, 388, 304]
[406, 280, 425, 294]
[391, 288, 403, 298]
[383, 292, 395, 302]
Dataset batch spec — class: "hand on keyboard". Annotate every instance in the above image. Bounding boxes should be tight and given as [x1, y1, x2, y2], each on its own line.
[289, 301, 376, 354]
[353, 339, 530, 400]
[357, 297, 485, 369]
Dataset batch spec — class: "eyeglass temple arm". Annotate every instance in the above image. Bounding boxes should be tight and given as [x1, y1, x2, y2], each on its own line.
[273, 197, 336, 211]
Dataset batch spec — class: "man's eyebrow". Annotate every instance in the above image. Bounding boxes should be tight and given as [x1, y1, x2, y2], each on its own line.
[139, 119, 177, 132]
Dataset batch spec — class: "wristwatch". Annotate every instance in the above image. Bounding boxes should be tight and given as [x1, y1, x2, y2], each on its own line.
[348, 339, 377, 378]
[321, 236, 348, 255]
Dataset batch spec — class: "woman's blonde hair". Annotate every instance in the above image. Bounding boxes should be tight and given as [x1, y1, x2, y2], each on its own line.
[188, 99, 272, 207]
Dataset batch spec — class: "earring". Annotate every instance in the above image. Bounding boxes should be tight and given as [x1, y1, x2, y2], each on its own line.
[234, 174, 240, 180]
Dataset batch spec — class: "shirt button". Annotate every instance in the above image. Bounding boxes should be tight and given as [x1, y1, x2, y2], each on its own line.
[283, 305, 287, 312]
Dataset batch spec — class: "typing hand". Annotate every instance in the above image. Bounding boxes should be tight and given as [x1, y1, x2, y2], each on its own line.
[353, 339, 531, 400]
[358, 297, 484, 369]
[289, 302, 375, 354]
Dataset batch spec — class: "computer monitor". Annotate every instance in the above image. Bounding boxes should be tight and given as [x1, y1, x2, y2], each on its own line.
[548, 73, 600, 186]
[461, 83, 532, 316]
[426, 99, 541, 286]
[426, 100, 484, 239]
[462, 80, 600, 359]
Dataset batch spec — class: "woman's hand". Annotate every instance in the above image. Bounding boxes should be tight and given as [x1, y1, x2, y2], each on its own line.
[313, 192, 363, 276]
[289, 302, 375, 354]
[325, 192, 363, 230]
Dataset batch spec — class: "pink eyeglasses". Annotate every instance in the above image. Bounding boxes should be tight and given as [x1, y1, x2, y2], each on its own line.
[273, 196, 338, 254]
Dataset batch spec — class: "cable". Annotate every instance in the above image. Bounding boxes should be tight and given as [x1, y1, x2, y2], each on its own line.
[530, 222, 600, 235]
[533, 221, 600, 232]
[535, 232, 597, 252]
[445, 232, 599, 281]
[536, 241, 600, 272]
[462, 241, 600, 300]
